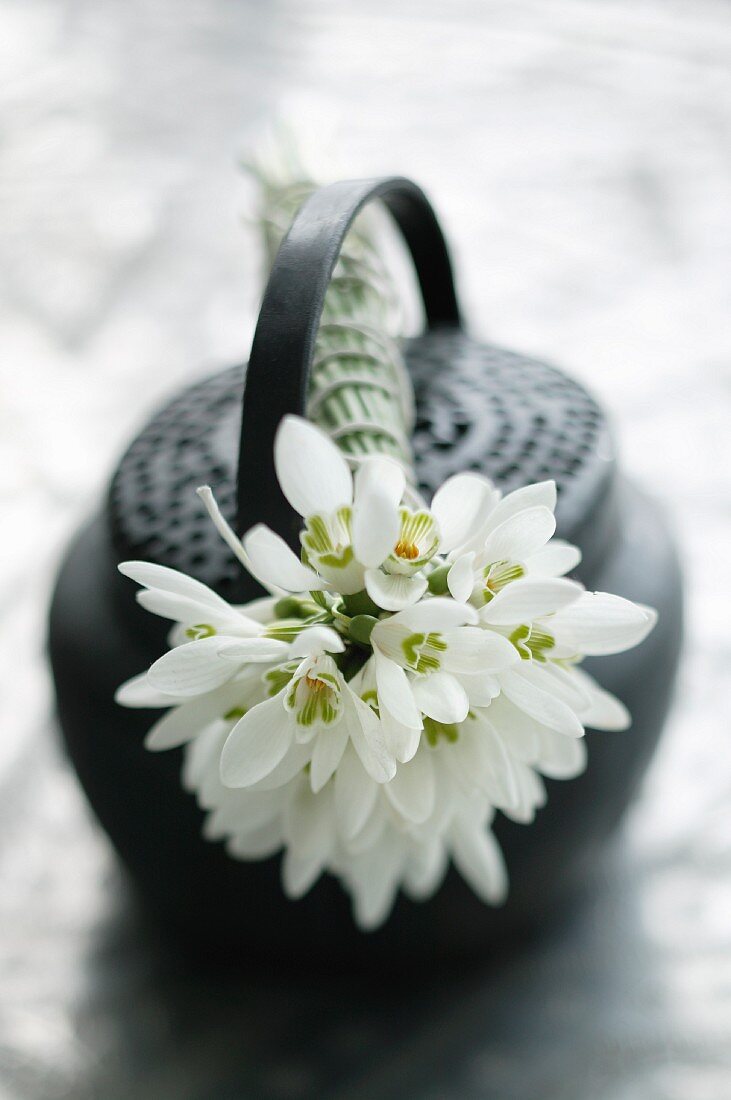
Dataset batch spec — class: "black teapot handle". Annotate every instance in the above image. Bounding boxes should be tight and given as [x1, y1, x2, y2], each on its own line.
[236, 176, 462, 546]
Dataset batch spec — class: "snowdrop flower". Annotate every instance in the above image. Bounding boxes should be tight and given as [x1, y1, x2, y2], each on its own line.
[370, 597, 518, 737]
[117, 413, 657, 931]
[220, 647, 395, 789]
[241, 416, 496, 609]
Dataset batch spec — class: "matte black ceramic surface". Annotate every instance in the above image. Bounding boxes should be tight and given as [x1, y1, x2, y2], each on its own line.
[49, 178, 683, 965]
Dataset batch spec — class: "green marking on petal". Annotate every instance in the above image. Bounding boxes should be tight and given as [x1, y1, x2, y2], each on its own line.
[481, 560, 525, 604]
[185, 623, 216, 640]
[223, 706, 247, 721]
[318, 544, 354, 570]
[424, 716, 460, 746]
[388, 508, 440, 573]
[264, 619, 309, 642]
[402, 631, 426, 667]
[302, 513, 332, 554]
[302, 507, 356, 575]
[283, 659, 344, 729]
[336, 505, 353, 532]
[360, 689, 380, 715]
[509, 623, 555, 662]
[264, 662, 299, 697]
[401, 630, 447, 673]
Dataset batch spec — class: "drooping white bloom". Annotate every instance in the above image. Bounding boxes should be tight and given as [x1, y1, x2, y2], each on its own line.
[117, 413, 657, 930]
[240, 415, 493, 607]
[370, 597, 518, 739]
[220, 649, 395, 789]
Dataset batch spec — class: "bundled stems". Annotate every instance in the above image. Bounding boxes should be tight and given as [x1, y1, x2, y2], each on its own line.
[248, 157, 416, 478]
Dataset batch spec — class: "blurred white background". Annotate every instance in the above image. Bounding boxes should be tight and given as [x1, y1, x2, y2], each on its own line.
[1, 2, 730, 1097]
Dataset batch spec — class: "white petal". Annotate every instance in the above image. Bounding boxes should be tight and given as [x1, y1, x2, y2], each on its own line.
[237, 596, 279, 623]
[426, 762, 460, 834]
[182, 723, 226, 795]
[571, 668, 631, 731]
[309, 721, 349, 792]
[242, 524, 324, 593]
[550, 593, 658, 656]
[475, 631, 521, 672]
[135, 588, 231, 628]
[284, 776, 335, 861]
[583, 687, 631, 731]
[403, 840, 448, 901]
[484, 480, 556, 532]
[195, 485, 252, 574]
[218, 637, 289, 662]
[345, 686, 397, 782]
[452, 671, 501, 707]
[440, 628, 519, 673]
[220, 695, 293, 786]
[450, 819, 508, 905]
[282, 849, 324, 899]
[447, 553, 475, 603]
[118, 561, 231, 612]
[499, 668, 584, 737]
[347, 800, 387, 853]
[391, 597, 479, 630]
[481, 578, 583, 626]
[373, 650, 423, 731]
[352, 457, 404, 567]
[226, 819, 283, 860]
[274, 414, 353, 517]
[335, 744, 379, 840]
[480, 506, 556, 564]
[412, 672, 469, 724]
[145, 684, 243, 750]
[503, 763, 545, 824]
[384, 749, 435, 824]
[473, 716, 520, 809]
[351, 842, 405, 930]
[381, 710, 422, 764]
[527, 662, 593, 714]
[248, 739, 311, 791]
[115, 673, 181, 708]
[537, 730, 588, 778]
[147, 636, 245, 696]
[445, 722, 491, 789]
[431, 473, 498, 553]
[365, 569, 427, 611]
[524, 540, 582, 578]
[484, 696, 542, 762]
[459, 480, 556, 554]
[204, 786, 286, 839]
[288, 625, 345, 658]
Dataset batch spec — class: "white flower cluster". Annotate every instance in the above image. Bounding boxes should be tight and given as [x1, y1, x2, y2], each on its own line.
[117, 415, 656, 930]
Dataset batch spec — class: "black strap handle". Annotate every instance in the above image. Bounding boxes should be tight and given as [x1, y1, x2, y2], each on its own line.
[236, 176, 462, 548]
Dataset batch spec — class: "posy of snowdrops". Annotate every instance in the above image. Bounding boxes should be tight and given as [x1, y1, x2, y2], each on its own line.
[117, 414, 656, 930]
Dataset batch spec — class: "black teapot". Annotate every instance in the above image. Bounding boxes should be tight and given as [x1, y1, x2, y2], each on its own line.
[49, 177, 682, 966]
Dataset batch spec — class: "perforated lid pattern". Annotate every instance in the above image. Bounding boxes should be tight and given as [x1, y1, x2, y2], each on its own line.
[408, 331, 611, 496]
[109, 333, 615, 602]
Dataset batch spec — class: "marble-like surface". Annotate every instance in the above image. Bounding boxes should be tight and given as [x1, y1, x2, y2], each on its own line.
[1, 1, 730, 1096]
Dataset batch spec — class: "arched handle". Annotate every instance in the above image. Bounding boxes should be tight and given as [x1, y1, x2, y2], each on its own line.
[236, 176, 462, 548]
